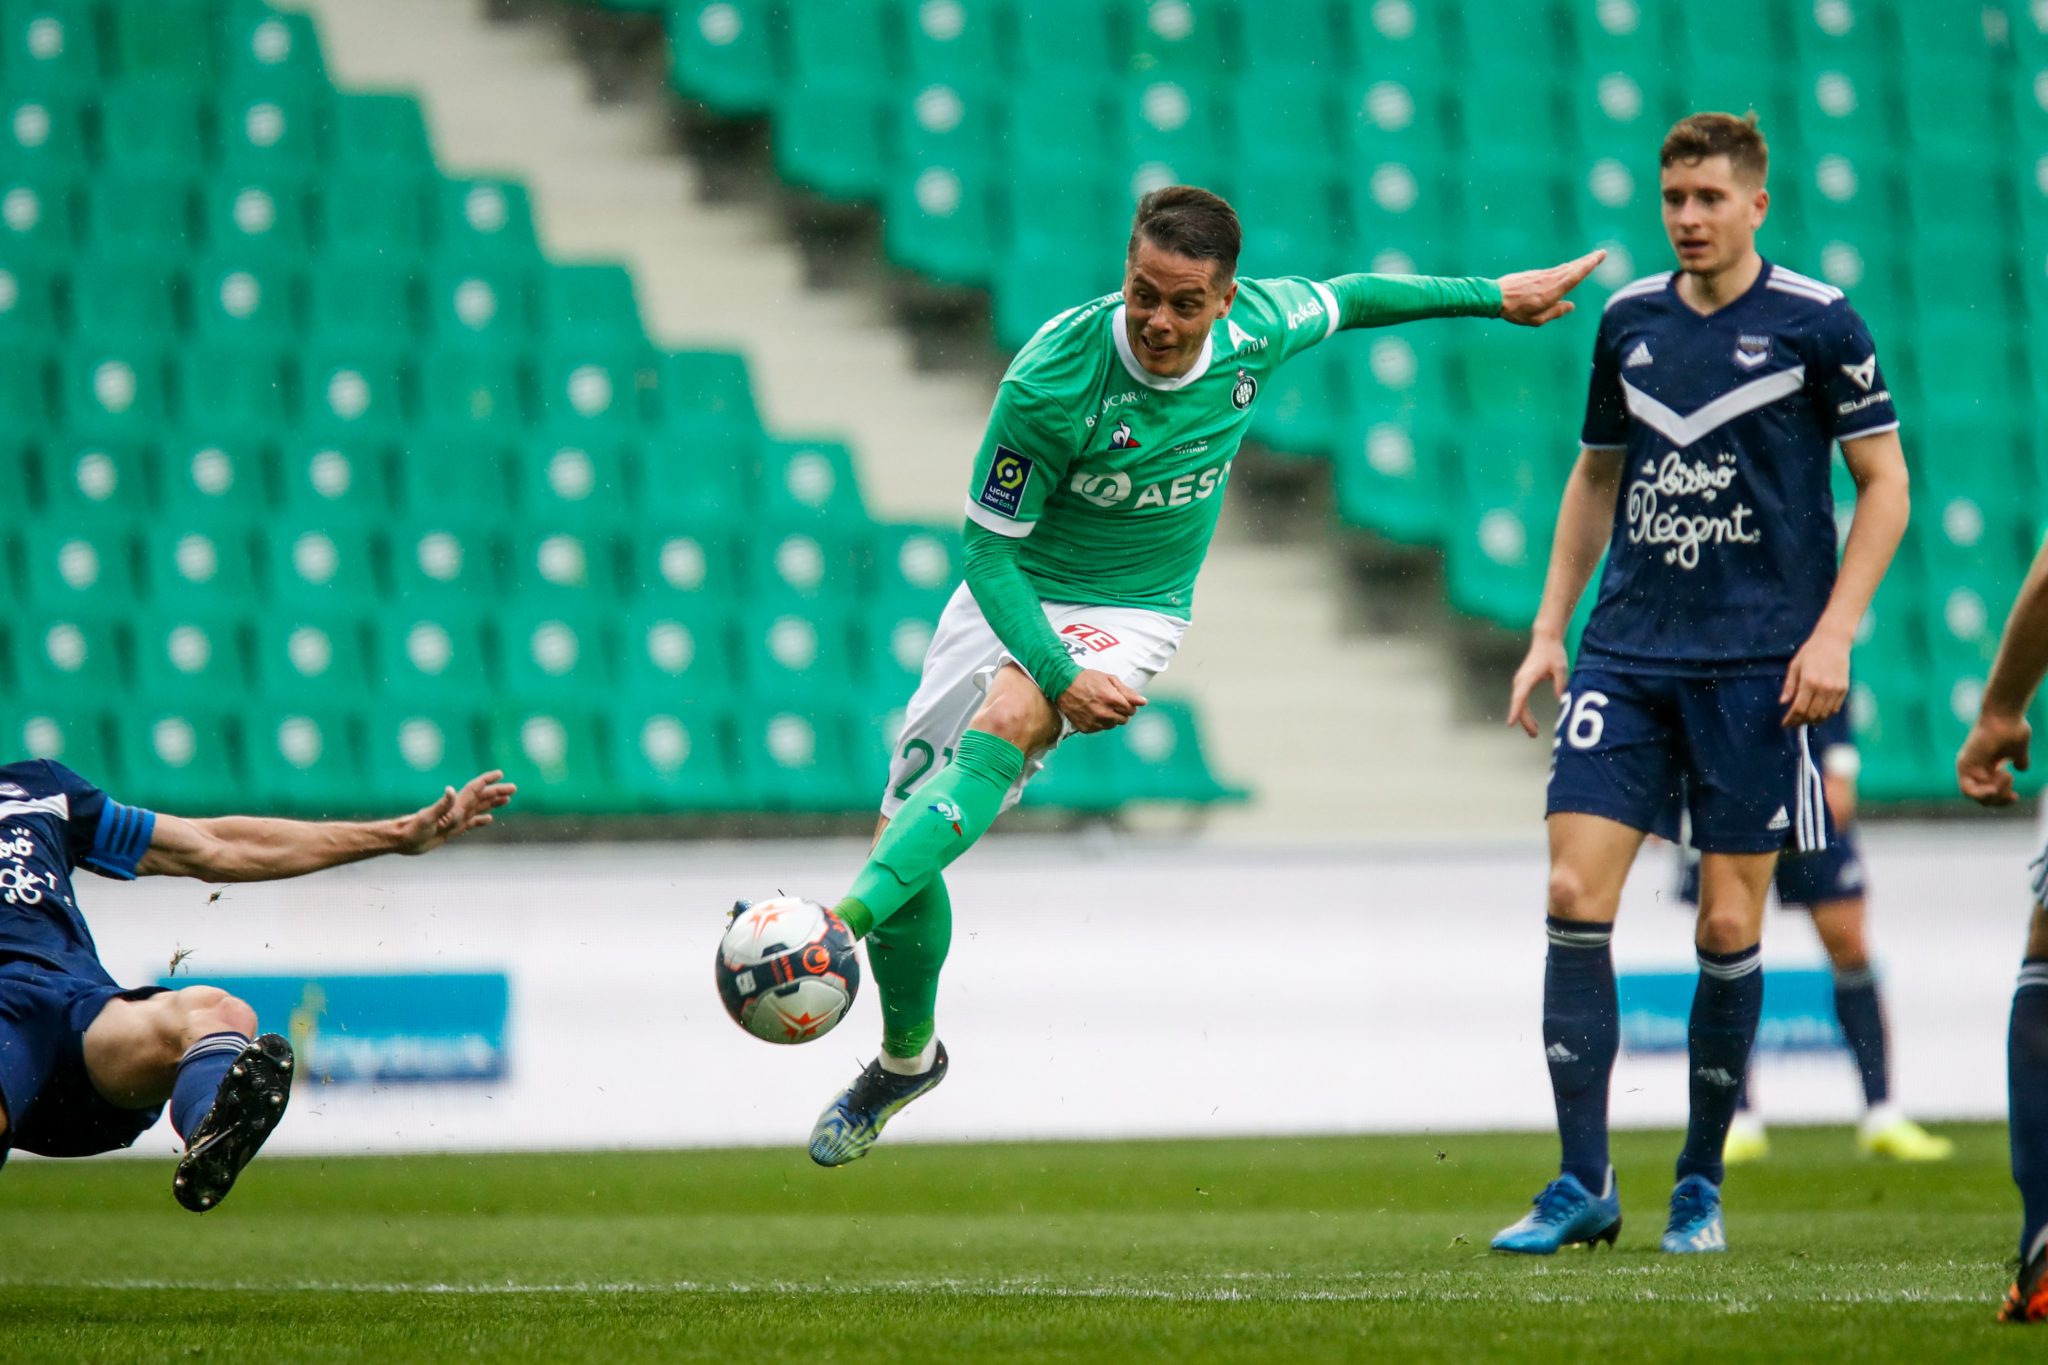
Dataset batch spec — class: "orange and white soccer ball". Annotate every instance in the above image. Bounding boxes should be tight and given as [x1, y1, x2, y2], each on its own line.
[713, 897, 861, 1044]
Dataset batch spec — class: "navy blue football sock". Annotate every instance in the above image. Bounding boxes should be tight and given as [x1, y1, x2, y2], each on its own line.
[170, 1031, 251, 1141]
[1543, 917, 1618, 1191]
[1676, 944, 1763, 1187]
[1734, 1068, 1754, 1115]
[2010, 960, 2048, 1260]
[1831, 962, 1891, 1109]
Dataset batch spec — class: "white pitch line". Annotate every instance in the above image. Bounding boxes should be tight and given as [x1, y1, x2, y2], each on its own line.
[0, 1278, 1998, 1306]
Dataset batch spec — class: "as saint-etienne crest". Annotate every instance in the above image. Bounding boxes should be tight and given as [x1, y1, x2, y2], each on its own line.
[1230, 367, 1257, 410]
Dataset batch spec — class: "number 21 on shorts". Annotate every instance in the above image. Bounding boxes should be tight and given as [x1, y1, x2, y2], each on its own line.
[1554, 691, 1609, 751]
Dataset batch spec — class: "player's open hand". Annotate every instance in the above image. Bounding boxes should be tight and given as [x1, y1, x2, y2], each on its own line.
[396, 770, 517, 854]
[1058, 669, 1146, 734]
[1498, 250, 1607, 327]
[1507, 634, 1570, 738]
[1958, 710, 2032, 807]
[1780, 628, 1851, 727]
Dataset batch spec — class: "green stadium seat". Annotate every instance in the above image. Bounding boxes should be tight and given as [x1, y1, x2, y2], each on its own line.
[259, 523, 381, 608]
[616, 601, 738, 704]
[371, 609, 492, 701]
[424, 261, 532, 343]
[774, 78, 890, 201]
[491, 606, 616, 700]
[1784, 0, 1889, 66]
[219, 3, 329, 94]
[391, 430, 513, 515]
[68, 251, 181, 344]
[0, 708, 107, 775]
[296, 344, 409, 436]
[1231, 0, 1338, 74]
[622, 526, 740, 601]
[0, 91, 88, 172]
[1111, 695, 1243, 803]
[1011, 0, 1114, 73]
[1785, 55, 1898, 162]
[504, 526, 618, 602]
[1235, 164, 1341, 279]
[416, 342, 529, 433]
[33, 438, 145, 520]
[1251, 343, 1348, 456]
[655, 348, 759, 431]
[1334, 414, 1449, 546]
[884, 155, 996, 286]
[200, 173, 314, 258]
[1460, 0, 1569, 75]
[1119, 76, 1225, 188]
[0, 256, 58, 339]
[132, 612, 250, 706]
[869, 522, 960, 604]
[435, 178, 540, 263]
[0, 1, 103, 96]
[756, 437, 866, 524]
[489, 702, 609, 812]
[0, 338, 50, 431]
[533, 342, 650, 433]
[99, 85, 210, 173]
[216, 88, 323, 173]
[85, 173, 195, 255]
[138, 523, 260, 610]
[1444, 423, 1560, 629]
[668, 0, 779, 116]
[244, 704, 366, 812]
[188, 251, 301, 342]
[60, 342, 170, 439]
[1564, 0, 1674, 70]
[363, 703, 485, 808]
[114, 709, 241, 814]
[155, 436, 271, 518]
[1345, 325, 1454, 428]
[320, 168, 430, 260]
[1021, 728, 1120, 811]
[306, 252, 420, 345]
[106, 0, 216, 84]
[607, 704, 744, 810]
[864, 596, 936, 693]
[746, 527, 858, 607]
[739, 607, 860, 695]
[325, 92, 433, 169]
[1338, 157, 1464, 272]
[902, 0, 999, 80]
[1123, 0, 1227, 76]
[1342, 71, 1454, 168]
[1847, 678, 1939, 802]
[275, 436, 392, 525]
[176, 339, 292, 436]
[514, 435, 634, 528]
[391, 519, 503, 605]
[248, 611, 373, 703]
[1344, 0, 1456, 81]
[735, 705, 865, 812]
[13, 610, 126, 698]
[0, 173, 78, 262]
[537, 262, 642, 339]
[993, 238, 1118, 350]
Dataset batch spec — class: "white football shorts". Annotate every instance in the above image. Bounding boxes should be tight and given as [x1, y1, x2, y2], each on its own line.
[877, 583, 1188, 819]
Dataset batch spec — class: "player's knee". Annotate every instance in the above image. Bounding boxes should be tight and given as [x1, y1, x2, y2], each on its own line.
[1694, 909, 1756, 955]
[175, 985, 257, 1043]
[1546, 865, 1608, 923]
[972, 694, 1054, 753]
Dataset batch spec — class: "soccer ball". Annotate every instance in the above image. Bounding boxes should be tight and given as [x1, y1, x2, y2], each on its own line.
[714, 897, 861, 1044]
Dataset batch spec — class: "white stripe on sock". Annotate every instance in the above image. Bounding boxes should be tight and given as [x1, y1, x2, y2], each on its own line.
[1698, 950, 1762, 980]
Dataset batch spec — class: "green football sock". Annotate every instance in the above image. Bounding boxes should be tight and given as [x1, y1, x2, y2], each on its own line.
[867, 874, 951, 1060]
[835, 730, 1024, 936]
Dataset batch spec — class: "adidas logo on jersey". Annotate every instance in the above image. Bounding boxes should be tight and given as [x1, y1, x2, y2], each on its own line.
[1767, 806, 1790, 831]
[1625, 341, 1653, 368]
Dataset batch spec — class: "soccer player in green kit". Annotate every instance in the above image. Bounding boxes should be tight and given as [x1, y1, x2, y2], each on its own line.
[797, 185, 1602, 1165]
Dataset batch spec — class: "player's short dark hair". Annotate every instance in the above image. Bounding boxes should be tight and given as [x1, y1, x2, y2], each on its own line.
[1129, 185, 1240, 284]
[1660, 112, 1769, 186]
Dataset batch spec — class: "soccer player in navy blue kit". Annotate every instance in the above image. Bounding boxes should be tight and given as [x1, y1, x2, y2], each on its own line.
[1492, 113, 1910, 1255]
[0, 759, 513, 1210]
[1956, 536, 2048, 1321]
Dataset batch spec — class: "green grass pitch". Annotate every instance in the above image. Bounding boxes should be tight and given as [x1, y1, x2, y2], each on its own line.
[0, 1123, 2033, 1362]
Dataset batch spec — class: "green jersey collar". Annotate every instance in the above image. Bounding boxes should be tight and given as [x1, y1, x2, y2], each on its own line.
[1110, 303, 1216, 391]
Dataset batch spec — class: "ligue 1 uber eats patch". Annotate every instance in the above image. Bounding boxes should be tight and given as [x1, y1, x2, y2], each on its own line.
[978, 446, 1032, 517]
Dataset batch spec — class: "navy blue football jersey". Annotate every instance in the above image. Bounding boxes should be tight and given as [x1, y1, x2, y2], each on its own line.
[1577, 262, 1898, 674]
[0, 760, 156, 971]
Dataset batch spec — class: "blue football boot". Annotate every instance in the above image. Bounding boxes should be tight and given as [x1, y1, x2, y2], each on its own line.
[1491, 1171, 1622, 1254]
[808, 1042, 949, 1167]
[1660, 1174, 1728, 1253]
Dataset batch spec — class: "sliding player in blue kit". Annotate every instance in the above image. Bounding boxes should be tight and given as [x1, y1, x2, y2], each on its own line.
[1494, 113, 1910, 1255]
[0, 757, 512, 1210]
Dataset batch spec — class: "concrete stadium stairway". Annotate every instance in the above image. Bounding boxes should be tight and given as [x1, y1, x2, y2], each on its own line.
[291, 0, 1551, 843]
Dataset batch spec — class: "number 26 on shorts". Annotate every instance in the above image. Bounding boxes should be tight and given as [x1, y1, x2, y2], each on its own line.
[1553, 691, 1610, 752]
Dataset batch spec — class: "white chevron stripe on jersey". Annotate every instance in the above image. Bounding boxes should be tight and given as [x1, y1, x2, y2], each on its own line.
[1603, 273, 1671, 309]
[0, 794, 69, 823]
[1768, 266, 1843, 300]
[1766, 277, 1840, 308]
[1620, 367, 1806, 447]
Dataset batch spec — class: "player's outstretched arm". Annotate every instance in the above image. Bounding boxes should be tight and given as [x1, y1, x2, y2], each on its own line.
[1508, 449, 1624, 736]
[1497, 250, 1607, 327]
[135, 770, 516, 881]
[1781, 430, 1909, 728]
[1959, 539, 2048, 806]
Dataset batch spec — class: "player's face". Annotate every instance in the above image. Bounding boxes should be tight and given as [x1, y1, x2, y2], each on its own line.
[1660, 156, 1769, 277]
[1123, 237, 1236, 377]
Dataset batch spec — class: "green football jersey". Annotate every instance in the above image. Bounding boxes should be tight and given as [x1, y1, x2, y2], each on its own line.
[963, 276, 1340, 618]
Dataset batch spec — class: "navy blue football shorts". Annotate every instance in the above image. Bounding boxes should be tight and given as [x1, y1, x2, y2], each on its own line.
[0, 956, 166, 1164]
[1545, 667, 1832, 855]
[1675, 825, 1867, 909]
